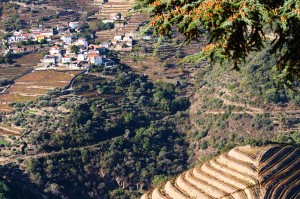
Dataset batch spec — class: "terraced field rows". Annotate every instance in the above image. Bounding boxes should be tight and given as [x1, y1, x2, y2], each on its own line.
[0, 70, 81, 111]
[0, 66, 33, 82]
[141, 145, 300, 199]
[95, 1, 134, 19]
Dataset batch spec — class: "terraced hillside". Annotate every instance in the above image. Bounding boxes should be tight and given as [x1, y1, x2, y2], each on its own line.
[0, 70, 80, 111]
[141, 145, 300, 199]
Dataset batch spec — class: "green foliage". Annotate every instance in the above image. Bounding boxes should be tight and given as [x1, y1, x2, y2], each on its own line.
[138, 0, 300, 85]
[2, 62, 192, 198]
[152, 174, 169, 187]
[70, 45, 80, 54]
[26, 121, 188, 198]
[0, 181, 10, 199]
[109, 188, 140, 199]
[88, 20, 114, 32]
[276, 131, 300, 145]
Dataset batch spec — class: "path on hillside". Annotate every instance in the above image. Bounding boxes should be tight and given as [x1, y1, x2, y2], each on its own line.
[189, 86, 300, 131]
[0, 84, 11, 94]
[0, 134, 119, 166]
[0, 126, 20, 135]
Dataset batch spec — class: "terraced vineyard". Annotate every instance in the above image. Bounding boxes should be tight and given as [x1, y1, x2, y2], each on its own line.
[95, 0, 134, 19]
[141, 145, 300, 199]
[0, 66, 33, 82]
[0, 70, 80, 111]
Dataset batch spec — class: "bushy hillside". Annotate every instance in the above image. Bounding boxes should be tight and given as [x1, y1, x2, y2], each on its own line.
[141, 145, 300, 199]
[0, 64, 191, 198]
[189, 48, 300, 161]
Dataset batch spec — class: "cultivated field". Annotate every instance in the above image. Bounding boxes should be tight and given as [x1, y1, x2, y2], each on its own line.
[0, 70, 81, 111]
[141, 145, 300, 199]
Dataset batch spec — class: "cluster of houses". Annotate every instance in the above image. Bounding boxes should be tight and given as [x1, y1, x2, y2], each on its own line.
[3, 21, 82, 55]
[1, 12, 150, 69]
[6, 28, 54, 44]
[39, 37, 106, 69]
[4, 27, 54, 54]
[110, 33, 134, 51]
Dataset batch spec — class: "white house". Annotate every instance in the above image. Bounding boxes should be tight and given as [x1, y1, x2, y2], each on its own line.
[125, 32, 137, 39]
[100, 42, 111, 49]
[41, 28, 54, 37]
[87, 49, 100, 54]
[65, 47, 71, 55]
[61, 34, 72, 44]
[15, 33, 31, 42]
[111, 13, 121, 20]
[89, 44, 106, 53]
[41, 55, 56, 65]
[69, 21, 79, 29]
[88, 53, 102, 65]
[102, 19, 114, 24]
[62, 56, 72, 64]
[31, 28, 41, 35]
[77, 54, 86, 62]
[76, 38, 88, 49]
[49, 46, 61, 55]
[114, 35, 123, 41]
[142, 35, 152, 40]
[7, 36, 17, 43]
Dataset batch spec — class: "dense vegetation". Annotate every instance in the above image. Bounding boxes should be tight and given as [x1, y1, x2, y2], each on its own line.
[0, 64, 190, 198]
[1, 1, 300, 198]
[0, 181, 10, 199]
[138, 0, 300, 85]
[188, 47, 300, 161]
[26, 121, 188, 198]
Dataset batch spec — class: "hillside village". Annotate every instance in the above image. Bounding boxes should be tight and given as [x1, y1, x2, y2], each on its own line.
[0, 0, 153, 112]
[0, 0, 300, 198]
[1, 0, 148, 71]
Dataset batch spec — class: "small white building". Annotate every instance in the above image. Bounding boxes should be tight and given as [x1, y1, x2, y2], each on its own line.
[125, 40, 133, 47]
[111, 39, 118, 45]
[125, 32, 137, 39]
[77, 54, 85, 62]
[7, 36, 17, 43]
[100, 42, 111, 49]
[76, 38, 88, 49]
[114, 35, 123, 41]
[69, 21, 79, 29]
[102, 19, 114, 24]
[88, 53, 102, 65]
[41, 28, 54, 37]
[15, 33, 31, 42]
[62, 56, 72, 64]
[61, 34, 72, 44]
[41, 55, 56, 65]
[49, 46, 61, 55]
[31, 28, 42, 35]
[142, 35, 152, 40]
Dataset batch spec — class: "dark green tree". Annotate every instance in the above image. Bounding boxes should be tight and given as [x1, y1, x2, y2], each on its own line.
[137, 0, 300, 86]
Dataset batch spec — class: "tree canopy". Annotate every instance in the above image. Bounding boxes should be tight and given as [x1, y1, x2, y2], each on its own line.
[137, 0, 300, 86]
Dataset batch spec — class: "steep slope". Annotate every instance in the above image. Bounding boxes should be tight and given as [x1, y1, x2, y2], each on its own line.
[141, 145, 300, 199]
[188, 48, 300, 163]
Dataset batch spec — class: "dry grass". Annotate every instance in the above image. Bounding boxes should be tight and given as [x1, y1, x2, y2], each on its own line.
[0, 70, 81, 111]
